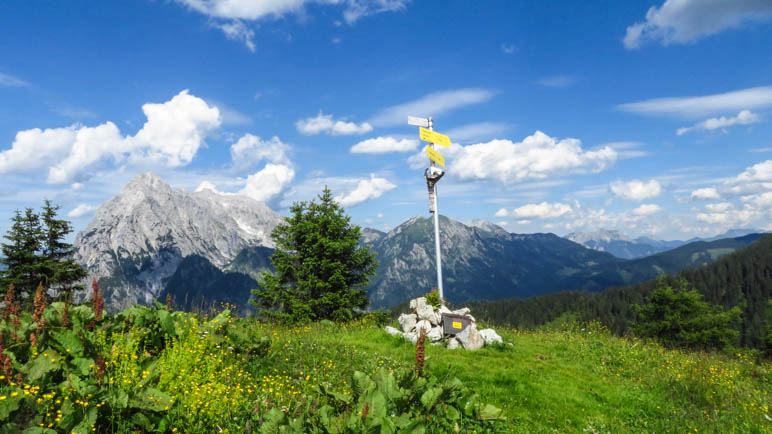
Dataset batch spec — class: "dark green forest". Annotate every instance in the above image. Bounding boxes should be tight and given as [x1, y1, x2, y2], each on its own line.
[468, 234, 772, 351]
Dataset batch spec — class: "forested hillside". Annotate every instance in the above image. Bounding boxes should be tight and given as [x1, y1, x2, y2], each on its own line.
[468, 234, 772, 350]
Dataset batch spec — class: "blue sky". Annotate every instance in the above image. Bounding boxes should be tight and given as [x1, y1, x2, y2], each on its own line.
[1, 0, 771, 240]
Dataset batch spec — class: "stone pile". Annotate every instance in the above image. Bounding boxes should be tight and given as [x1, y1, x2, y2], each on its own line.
[384, 296, 503, 350]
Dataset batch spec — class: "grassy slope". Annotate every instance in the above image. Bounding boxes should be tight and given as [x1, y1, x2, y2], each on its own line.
[253, 321, 770, 433]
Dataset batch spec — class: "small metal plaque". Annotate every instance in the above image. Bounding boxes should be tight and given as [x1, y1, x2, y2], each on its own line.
[442, 313, 471, 335]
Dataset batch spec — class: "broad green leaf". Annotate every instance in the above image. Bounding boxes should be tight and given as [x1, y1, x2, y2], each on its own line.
[71, 407, 97, 434]
[22, 428, 57, 434]
[0, 391, 21, 420]
[26, 350, 61, 381]
[158, 310, 175, 337]
[130, 388, 171, 412]
[477, 403, 504, 420]
[52, 329, 84, 356]
[70, 358, 94, 376]
[419, 387, 443, 410]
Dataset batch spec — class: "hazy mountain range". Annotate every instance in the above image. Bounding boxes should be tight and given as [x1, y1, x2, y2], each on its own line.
[70, 173, 766, 311]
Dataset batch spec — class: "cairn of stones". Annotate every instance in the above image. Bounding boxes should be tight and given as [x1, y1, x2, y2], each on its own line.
[385, 296, 503, 350]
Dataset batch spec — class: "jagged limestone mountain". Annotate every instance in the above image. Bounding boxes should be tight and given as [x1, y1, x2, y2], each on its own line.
[74, 172, 283, 310]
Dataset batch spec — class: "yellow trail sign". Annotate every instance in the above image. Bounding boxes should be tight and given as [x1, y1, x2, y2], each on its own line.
[419, 127, 451, 147]
[425, 145, 445, 167]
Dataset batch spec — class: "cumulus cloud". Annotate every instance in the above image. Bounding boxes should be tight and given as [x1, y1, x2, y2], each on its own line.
[369, 88, 494, 127]
[335, 176, 397, 207]
[240, 163, 296, 202]
[631, 203, 662, 216]
[175, 0, 409, 49]
[67, 204, 97, 218]
[623, 0, 772, 49]
[691, 187, 721, 200]
[350, 136, 418, 154]
[619, 86, 772, 118]
[449, 131, 617, 183]
[676, 110, 761, 135]
[230, 134, 290, 168]
[296, 112, 373, 136]
[0, 90, 221, 184]
[496, 202, 572, 219]
[610, 179, 663, 201]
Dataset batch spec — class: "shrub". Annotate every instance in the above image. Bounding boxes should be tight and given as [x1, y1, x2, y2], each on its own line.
[632, 281, 742, 351]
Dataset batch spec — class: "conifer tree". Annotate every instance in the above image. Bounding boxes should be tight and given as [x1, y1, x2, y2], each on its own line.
[252, 187, 377, 323]
[1, 208, 44, 303]
[39, 200, 86, 298]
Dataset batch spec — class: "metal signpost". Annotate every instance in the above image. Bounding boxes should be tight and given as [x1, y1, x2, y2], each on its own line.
[408, 115, 451, 302]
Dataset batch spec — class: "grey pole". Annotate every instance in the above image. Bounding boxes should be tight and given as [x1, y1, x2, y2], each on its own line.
[428, 117, 444, 301]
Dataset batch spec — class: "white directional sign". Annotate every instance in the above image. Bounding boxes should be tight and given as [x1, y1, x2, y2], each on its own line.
[407, 116, 430, 128]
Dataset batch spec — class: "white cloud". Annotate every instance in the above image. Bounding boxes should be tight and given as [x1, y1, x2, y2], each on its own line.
[631, 203, 662, 216]
[0, 90, 222, 184]
[296, 112, 373, 136]
[676, 110, 761, 135]
[691, 187, 721, 200]
[335, 176, 397, 206]
[496, 202, 572, 219]
[230, 134, 291, 167]
[624, 0, 772, 49]
[369, 88, 494, 127]
[240, 163, 295, 202]
[735, 159, 772, 183]
[215, 20, 256, 52]
[350, 136, 418, 154]
[750, 147, 772, 153]
[705, 202, 733, 212]
[619, 86, 772, 118]
[450, 131, 617, 183]
[67, 204, 97, 218]
[604, 141, 649, 159]
[0, 72, 27, 87]
[610, 179, 662, 201]
[175, 0, 408, 49]
[535, 75, 576, 88]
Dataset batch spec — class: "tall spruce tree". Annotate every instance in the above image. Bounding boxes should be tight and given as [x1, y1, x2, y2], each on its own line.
[1, 208, 44, 304]
[40, 200, 87, 298]
[252, 187, 377, 323]
[1, 202, 87, 306]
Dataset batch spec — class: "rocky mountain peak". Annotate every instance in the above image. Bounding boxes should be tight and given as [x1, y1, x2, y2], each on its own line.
[74, 173, 283, 310]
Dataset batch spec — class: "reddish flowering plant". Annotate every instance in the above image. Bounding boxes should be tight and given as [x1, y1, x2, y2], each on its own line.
[92, 277, 104, 322]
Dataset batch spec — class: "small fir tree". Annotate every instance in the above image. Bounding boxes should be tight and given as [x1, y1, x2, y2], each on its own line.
[252, 187, 377, 323]
[39, 200, 87, 298]
[0, 208, 44, 304]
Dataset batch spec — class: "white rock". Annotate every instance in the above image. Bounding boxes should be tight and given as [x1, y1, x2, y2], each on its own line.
[447, 338, 460, 350]
[427, 326, 443, 342]
[409, 298, 417, 310]
[416, 304, 435, 323]
[456, 325, 484, 350]
[403, 332, 418, 344]
[398, 313, 417, 333]
[479, 328, 503, 345]
[452, 307, 470, 316]
[415, 319, 432, 335]
[439, 305, 451, 314]
[384, 326, 402, 337]
[414, 297, 428, 311]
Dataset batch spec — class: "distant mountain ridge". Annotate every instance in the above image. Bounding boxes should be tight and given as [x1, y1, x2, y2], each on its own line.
[565, 228, 764, 259]
[71, 173, 766, 311]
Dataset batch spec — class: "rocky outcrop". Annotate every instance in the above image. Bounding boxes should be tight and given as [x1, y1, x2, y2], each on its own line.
[386, 296, 505, 350]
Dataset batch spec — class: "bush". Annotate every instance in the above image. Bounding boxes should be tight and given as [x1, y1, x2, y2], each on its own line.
[632, 281, 742, 351]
